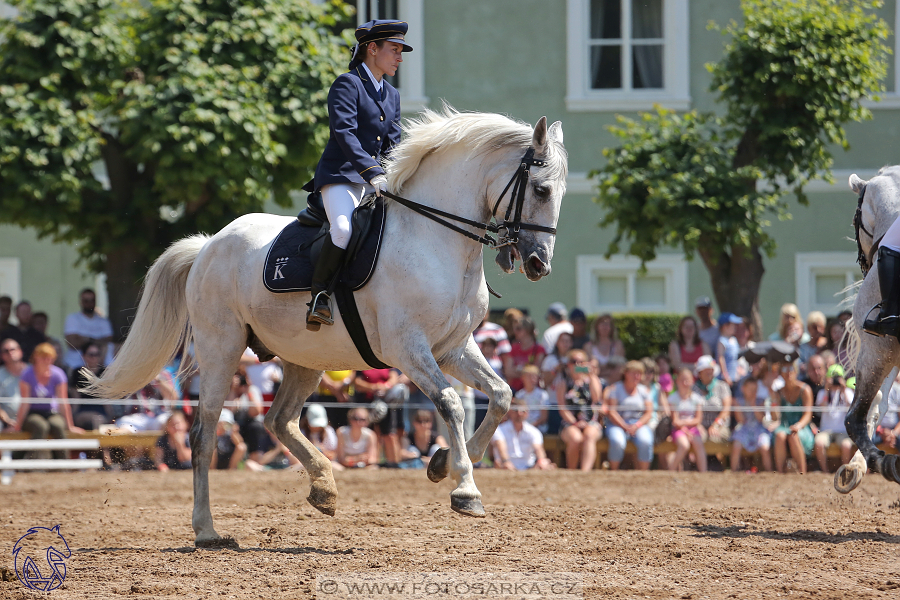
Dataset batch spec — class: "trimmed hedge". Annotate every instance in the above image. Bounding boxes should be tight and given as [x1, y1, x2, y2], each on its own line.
[587, 313, 683, 361]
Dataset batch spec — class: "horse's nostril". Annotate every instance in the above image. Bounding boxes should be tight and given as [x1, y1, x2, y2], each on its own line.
[528, 256, 545, 273]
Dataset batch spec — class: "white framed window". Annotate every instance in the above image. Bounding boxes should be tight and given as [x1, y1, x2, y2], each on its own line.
[795, 252, 862, 318]
[0, 258, 21, 303]
[566, 0, 690, 112]
[577, 254, 688, 313]
[354, 0, 428, 113]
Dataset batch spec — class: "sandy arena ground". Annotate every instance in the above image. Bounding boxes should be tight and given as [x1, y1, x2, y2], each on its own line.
[1, 468, 900, 599]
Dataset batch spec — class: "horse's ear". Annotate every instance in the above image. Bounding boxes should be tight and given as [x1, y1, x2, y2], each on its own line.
[532, 116, 548, 151]
[849, 174, 867, 194]
[548, 120, 563, 144]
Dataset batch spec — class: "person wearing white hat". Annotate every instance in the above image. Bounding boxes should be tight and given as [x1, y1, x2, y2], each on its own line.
[301, 403, 339, 466]
[693, 355, 732, 445]
[541, 302, 573, 354]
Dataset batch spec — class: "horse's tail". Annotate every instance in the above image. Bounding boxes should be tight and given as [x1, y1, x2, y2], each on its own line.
[81, 234, 210, 399]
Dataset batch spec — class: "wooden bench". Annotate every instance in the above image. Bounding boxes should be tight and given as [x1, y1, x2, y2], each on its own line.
[0, 439, 104, 484]
[541, 435, 899, 469]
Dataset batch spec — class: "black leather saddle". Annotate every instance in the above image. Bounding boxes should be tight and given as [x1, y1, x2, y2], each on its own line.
[263, 191, 387, 293]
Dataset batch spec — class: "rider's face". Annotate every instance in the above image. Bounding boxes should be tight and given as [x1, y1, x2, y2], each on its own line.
[371, 42, 403, 78]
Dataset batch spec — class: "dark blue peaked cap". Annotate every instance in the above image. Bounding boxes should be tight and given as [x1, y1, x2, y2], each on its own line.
[349, 19, 413, 69]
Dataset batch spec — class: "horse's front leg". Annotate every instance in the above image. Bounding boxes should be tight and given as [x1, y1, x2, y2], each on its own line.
[397, 343, 483, 517]
[839, 339, 900, 492]
[263, 362, 337, 516]
[430, 336, 512, 479]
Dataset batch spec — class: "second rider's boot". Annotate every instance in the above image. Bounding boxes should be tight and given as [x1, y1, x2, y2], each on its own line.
[306, 237, 346, 331]
[863, 245, 900, 338]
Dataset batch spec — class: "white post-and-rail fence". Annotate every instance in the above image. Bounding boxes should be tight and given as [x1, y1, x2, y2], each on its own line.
[0, 438, 103, 485]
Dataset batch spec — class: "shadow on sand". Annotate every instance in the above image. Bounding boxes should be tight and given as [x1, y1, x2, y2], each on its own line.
[682, 524, 900, 544]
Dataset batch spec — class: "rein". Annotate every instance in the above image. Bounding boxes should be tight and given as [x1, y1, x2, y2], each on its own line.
[381, 147, 557, 250]
[854, 184, 882, 276]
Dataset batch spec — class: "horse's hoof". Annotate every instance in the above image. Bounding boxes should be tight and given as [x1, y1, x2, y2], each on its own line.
[834, 464, 864, 494]
[450, 496, 485, 518]
[307, 478, 338, 516]
[426, 447, 450, 483]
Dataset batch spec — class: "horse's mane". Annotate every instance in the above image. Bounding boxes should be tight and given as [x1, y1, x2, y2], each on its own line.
[385, 104, 565, 192]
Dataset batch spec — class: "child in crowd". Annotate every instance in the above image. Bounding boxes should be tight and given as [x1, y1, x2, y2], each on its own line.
[655, 354, 673, 394]
[518, 365, 551, 433]
[155, 410, 192, 471]
[214, 408, 247, 470]
[716, 313, 742, 389]
[300, 403, 339, 467]
[730, 377, 773, 472]
[668, 368, 707, 472]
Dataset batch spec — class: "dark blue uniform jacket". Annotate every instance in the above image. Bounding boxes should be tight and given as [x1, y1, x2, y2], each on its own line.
[309, 67, 401, 191]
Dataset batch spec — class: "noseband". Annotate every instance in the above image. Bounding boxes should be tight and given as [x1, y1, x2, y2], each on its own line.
[382, 147, 557, 250]
[854, 184, 882, 277]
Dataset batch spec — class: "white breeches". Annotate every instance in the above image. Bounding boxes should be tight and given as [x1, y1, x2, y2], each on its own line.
[881, 216, 900, 253]
[321, 182, 374, 249]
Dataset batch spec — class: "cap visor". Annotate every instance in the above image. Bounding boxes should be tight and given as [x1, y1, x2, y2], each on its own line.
[384, 37, 413, 52]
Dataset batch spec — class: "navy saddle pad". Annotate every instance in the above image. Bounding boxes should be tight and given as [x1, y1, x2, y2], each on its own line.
[263, 195, 386, 293]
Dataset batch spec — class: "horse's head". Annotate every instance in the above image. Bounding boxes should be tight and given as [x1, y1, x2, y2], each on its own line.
[495, 116, 567, 281]
[850, 167, 900, 277]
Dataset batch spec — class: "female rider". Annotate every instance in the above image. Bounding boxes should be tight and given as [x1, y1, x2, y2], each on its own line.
[305, 20, 412, 329]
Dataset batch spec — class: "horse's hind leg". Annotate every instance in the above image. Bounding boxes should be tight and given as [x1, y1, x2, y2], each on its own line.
[263, 362, 338, 516]
[432, 336, 512, 481]
[190, 327, 245, 546]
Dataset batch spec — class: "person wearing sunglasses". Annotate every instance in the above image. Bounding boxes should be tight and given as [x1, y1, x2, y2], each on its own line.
[0, 339, 24, 430]
[335, 407, 378, 469]
[557, 349, 605, 471]
[70, 341, 112, 430]
[770, 360, 814, 474]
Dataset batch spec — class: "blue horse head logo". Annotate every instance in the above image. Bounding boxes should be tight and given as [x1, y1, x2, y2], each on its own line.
[12, 525, 71, 591]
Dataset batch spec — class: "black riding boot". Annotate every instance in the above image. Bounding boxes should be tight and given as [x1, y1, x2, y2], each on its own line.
[863, 246, 900, 338]
[306, 237, 346, 331]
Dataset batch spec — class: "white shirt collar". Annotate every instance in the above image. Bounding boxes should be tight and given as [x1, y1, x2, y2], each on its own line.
[361, 63, 383, 93]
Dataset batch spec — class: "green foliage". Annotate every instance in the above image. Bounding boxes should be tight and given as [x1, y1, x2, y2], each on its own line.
[0, 0, 352, 269]
[596, 313, 682, 361]
[710, 0, 890, 197]
[592, 108, 784, 264]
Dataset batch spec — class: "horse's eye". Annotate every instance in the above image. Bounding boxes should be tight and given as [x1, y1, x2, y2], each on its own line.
[533, 185, 551, 198]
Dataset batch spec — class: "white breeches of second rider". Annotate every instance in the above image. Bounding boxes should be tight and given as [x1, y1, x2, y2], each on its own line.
[881, 216, 900, 253]
[321, 182, 374, 249]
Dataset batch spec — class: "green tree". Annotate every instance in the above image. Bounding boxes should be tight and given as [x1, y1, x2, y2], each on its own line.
[592, 0, 890, 334]
[0, 0, 352, 337]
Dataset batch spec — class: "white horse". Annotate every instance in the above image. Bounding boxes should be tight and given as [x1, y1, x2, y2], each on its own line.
[834, 165, 900, 494]
[85, 107, 568, 545]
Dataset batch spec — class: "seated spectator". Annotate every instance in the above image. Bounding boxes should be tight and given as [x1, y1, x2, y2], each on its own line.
[556, 349, 604, 471]
[668, 368, 707, 472]
[655, 354, 673, 394]
[214, 409, 246, 470]
[155, 410, 192, 471]
[569, 308, 590, 349]
[542, 302, 573, 356]
[503, 316, 546, 392]
[15, 343, 82, 459]
[799, 311, 828, 366]
[1, 301, 47, 362]
[825, 319, 850, 370]
[716, 313, 742, 389]
[0, 338, 25, 431]
[502, 308, 525, 342]
[693, 355, 732, 444]
[245, 431, 301, 471]
[71, 341, 112, 430]
[115, 368, 178, 432]
[63, 289, 113, 369]
[399, 409, 447, 469]
[474, 315, 512, 357]
[517, 365, 550, 433]
[584, 313, 625, 382]
[771, 360, 814, 474]
[541, 331, 573, 390]
[300, 403, 339, 466]
[730, 377, 773, 472]
[641, 356, 669, 434]
[813, 365, 854, 472]
[336, 407, 378, 469]
[474, 337, 504, 431]
[800, 354, 827, 431]
[768, 303, 808, 345]
[354, 368, 407, 465]
[877, 372, 900, 449]
[668, 316, 710, 373]
[605, 360, 654, 471]
[240, 349, 282, 409]
[316, 370, 353, 428]
[491, 398, 555, 470]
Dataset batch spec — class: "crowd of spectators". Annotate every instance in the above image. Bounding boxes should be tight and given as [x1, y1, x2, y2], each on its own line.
[1, 287, 897, 475]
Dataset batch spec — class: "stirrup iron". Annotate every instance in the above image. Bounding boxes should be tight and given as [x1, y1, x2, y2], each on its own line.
[306, 291, 334, 330]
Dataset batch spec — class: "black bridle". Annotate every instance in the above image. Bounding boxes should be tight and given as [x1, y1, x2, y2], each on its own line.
[382, 147, 557, 250]
[854, 184, 882, 277]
